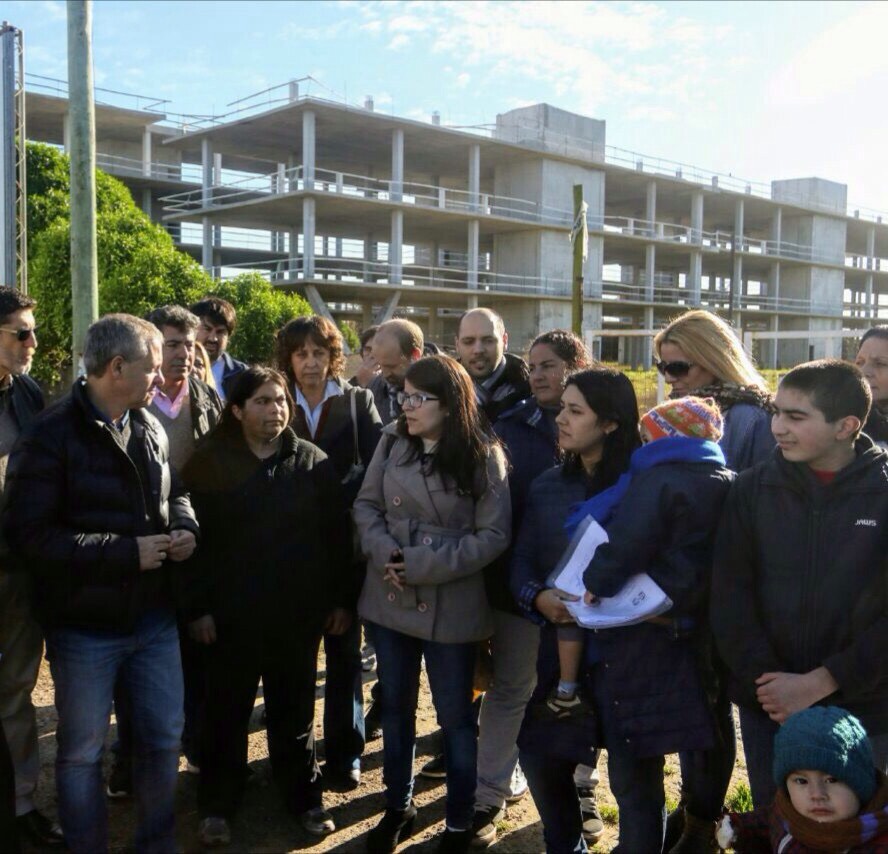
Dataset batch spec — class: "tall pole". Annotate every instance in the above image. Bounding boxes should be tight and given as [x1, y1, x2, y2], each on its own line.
[67, 0, 98, 373]
[571, 184, 586, 336]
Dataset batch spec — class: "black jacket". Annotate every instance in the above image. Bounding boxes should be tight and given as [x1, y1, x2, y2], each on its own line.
[292, 378, 382, 506]
[712, 437, 888, 733]
[5, 373, 44, 433]
[181, 426, 354, 645]
[2, 380, 199, 632]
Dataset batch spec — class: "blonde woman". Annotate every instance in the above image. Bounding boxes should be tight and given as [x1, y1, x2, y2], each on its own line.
[654, 309, 775, 472]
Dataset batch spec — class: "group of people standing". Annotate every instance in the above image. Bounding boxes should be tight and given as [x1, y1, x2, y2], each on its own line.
[0, 286, 885, 854]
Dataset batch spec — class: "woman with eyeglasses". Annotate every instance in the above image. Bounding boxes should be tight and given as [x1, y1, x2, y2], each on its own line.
[354, 355, 511, 853]
[653, 309, 775, 849]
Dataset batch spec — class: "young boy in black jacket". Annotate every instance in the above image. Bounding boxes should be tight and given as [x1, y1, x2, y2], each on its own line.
[712, 359, 888, 808]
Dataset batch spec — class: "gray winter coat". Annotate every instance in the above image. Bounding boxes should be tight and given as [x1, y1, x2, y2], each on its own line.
[354, 424, 511, 642]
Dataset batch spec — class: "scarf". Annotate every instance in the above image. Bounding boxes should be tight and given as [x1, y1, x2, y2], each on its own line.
[564, 436, 725, 537]
[771, 773, 888, 851]
[691, 382, 775, 414]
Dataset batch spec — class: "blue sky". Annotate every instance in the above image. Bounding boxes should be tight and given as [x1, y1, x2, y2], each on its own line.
[9, 0, 888, 211]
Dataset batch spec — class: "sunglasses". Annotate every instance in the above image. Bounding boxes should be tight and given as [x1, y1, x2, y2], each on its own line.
[0, 326, 37, 342]
[655, 360, 694, 378]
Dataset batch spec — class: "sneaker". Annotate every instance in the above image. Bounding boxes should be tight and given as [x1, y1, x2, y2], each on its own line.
[361, 644, 376, 673]
[16, 810, 65, 848]
[419, 753, 447, 779]
[545, 689, 593, 720]
[106, 758, 132, 799]
[300, 806, 335, 836]
[505, 764, 528, 804]
[470, 805, 503, 849]
[198, 816, 231, 847]
[578, 787, 604, 844]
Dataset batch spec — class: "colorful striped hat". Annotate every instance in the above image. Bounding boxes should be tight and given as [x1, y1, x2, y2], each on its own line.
[641, 395, 724, 442]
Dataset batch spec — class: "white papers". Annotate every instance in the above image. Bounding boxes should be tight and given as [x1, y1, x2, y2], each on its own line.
[549, 515, 673, 629]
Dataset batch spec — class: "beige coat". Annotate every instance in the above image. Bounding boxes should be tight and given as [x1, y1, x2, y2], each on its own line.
[354, 425, 511, 643]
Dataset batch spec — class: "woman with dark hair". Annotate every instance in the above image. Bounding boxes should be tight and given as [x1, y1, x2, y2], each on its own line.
[855, 326, 888, 447]
[510, 367, 640, 853]
[354, 355, 511, 853]
[182, 367, 353, 846]
[470, 330, 596, 846]
[276, 315, 382, 788]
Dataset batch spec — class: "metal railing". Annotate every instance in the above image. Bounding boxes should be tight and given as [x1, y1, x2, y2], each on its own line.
[159, 163, 574, 226]
[95, 152, 202, 183]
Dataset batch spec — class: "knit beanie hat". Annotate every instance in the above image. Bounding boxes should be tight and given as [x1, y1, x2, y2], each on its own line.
[640, 395, 723, 442]
[773, 706, 877, 805]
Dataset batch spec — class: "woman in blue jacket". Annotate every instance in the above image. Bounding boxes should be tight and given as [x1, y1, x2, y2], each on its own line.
[511, 367, 639, 853]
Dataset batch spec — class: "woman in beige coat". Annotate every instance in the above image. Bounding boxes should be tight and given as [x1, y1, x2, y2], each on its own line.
[354, 355, 511, 854]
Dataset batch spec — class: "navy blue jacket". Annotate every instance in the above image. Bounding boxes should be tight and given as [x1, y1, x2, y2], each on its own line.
[515, 458, 734, 759]
[712, 436, 888, 734]
[218, 351, 248, 399]
[487, 398, 560, 612]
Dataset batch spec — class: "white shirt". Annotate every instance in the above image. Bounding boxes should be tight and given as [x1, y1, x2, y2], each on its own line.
[294, 379, 343, 439]
[211, 360, 226, 402]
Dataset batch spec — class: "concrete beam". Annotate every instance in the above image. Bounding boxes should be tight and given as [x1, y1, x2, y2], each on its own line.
[375, 291, 401, 325]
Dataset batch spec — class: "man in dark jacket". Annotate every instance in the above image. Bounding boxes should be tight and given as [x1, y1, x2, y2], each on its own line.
[0, 287, 60, 849]
[3, 314, 199, 853]
[713, 359, 888, 808]
[190, 296, 247, 402]
[367, 318, 423, 426]
[455, 308, 530, 424]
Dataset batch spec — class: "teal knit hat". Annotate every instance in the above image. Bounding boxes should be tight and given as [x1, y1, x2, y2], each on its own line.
[773, 706, 877, 804]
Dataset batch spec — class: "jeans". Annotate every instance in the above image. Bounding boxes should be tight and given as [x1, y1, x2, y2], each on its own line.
[520, 750, 587, 854]
[199, 631, 323, 819]
[678, 689, 737, 820]
[322, 617, 365, 773]
[0, 570, 43, 816]
[46, 609, 184, 854]
[592, 665, 666, 852]
[476, 609, 539, 810]
[371, 622, 477, 830]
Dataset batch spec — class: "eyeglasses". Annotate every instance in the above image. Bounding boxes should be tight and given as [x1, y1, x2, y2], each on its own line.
[396, 391, 440, 408]
[0, 326, 37, 343]
[655, 360, 694, 378]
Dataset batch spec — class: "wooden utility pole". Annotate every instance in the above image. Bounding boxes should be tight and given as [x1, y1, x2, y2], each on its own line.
[571, 184, 585, 336]
[67, 0, 98, 374]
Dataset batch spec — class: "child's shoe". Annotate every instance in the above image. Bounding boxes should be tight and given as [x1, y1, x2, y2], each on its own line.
[545, 687, 592, 720]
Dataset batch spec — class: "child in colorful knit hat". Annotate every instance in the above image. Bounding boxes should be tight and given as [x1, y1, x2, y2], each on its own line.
[717, 706, 888, 852]
[548, 396, 725, 718]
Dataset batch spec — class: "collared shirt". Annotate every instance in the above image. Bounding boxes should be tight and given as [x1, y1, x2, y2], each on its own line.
[211, 359, 226, 401]
[82, 382, 130, 432]
[152, 381, 189, 420]
[294, 379, 343, 439]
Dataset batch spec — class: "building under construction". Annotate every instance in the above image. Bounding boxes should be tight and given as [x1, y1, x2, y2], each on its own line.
[22, 75, 888, 366]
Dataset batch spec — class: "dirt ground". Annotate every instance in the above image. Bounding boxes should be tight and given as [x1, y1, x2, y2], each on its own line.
[28, 651, 750, 853]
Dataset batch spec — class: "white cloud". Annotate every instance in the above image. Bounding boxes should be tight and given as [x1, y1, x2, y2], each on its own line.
[456, 72, 470, 88]
[387, 33, 409, 50]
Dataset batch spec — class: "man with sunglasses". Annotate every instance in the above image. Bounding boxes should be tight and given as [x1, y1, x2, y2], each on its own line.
[0, 287, 63, 849]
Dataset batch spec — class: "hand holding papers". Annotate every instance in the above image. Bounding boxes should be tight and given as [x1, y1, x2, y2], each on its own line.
[548, 516, 673, 629]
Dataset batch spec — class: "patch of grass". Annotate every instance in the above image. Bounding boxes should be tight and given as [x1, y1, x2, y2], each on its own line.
[665, 795, 680, 814]
[598, 803, 619, 825]
[725, 781, 754, 813]
[494, 819, 514, 834]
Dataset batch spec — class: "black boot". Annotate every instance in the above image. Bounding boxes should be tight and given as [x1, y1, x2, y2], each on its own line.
[669, 812, 718, 854]
[438, 828, 471, 853]
[366, 802, 417, 853]
[664, 791, 689, 849]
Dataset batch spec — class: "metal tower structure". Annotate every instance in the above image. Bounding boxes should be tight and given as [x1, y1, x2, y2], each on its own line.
[0, 21, 26, 292]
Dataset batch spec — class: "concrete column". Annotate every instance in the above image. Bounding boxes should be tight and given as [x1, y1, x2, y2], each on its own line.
[867, 226, 876, 319]
[201, 138, 213, 205]
[303, 110, 316, 190]
[770, 262, 781, 312]
[362, 304, 373, 328]
[390, 211, 403, 284]
[201, 218, 213, 272]
[643, 306, 655, 369]
[645, 180, 657, 237]
[770, 314, 780, 370]
[468, 144, 481, 212]
[62, 111, 71, 153]
[287, 154, 298, 192]
[391, 129, 404, 203]
[688, 190, 704, 306]
[733, 198, 745, 314]
[690, 191, 704, 243]
[213, 152, 222, 186]
[335, 237, 343, 257]
[467, 219, 480, 292]
[363, 232, 376, 281]
[141, 188, 152, 217]
[427, 303, 440, 342]
[770, 206, 782, 255]
[303, 197, 316, 279]
[288, 227, 299, 281]
[141, 129, 152, 177]
[645, 244, 656, 302]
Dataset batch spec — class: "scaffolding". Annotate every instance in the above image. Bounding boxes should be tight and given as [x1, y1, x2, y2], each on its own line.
[0, 21, 26, 292]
